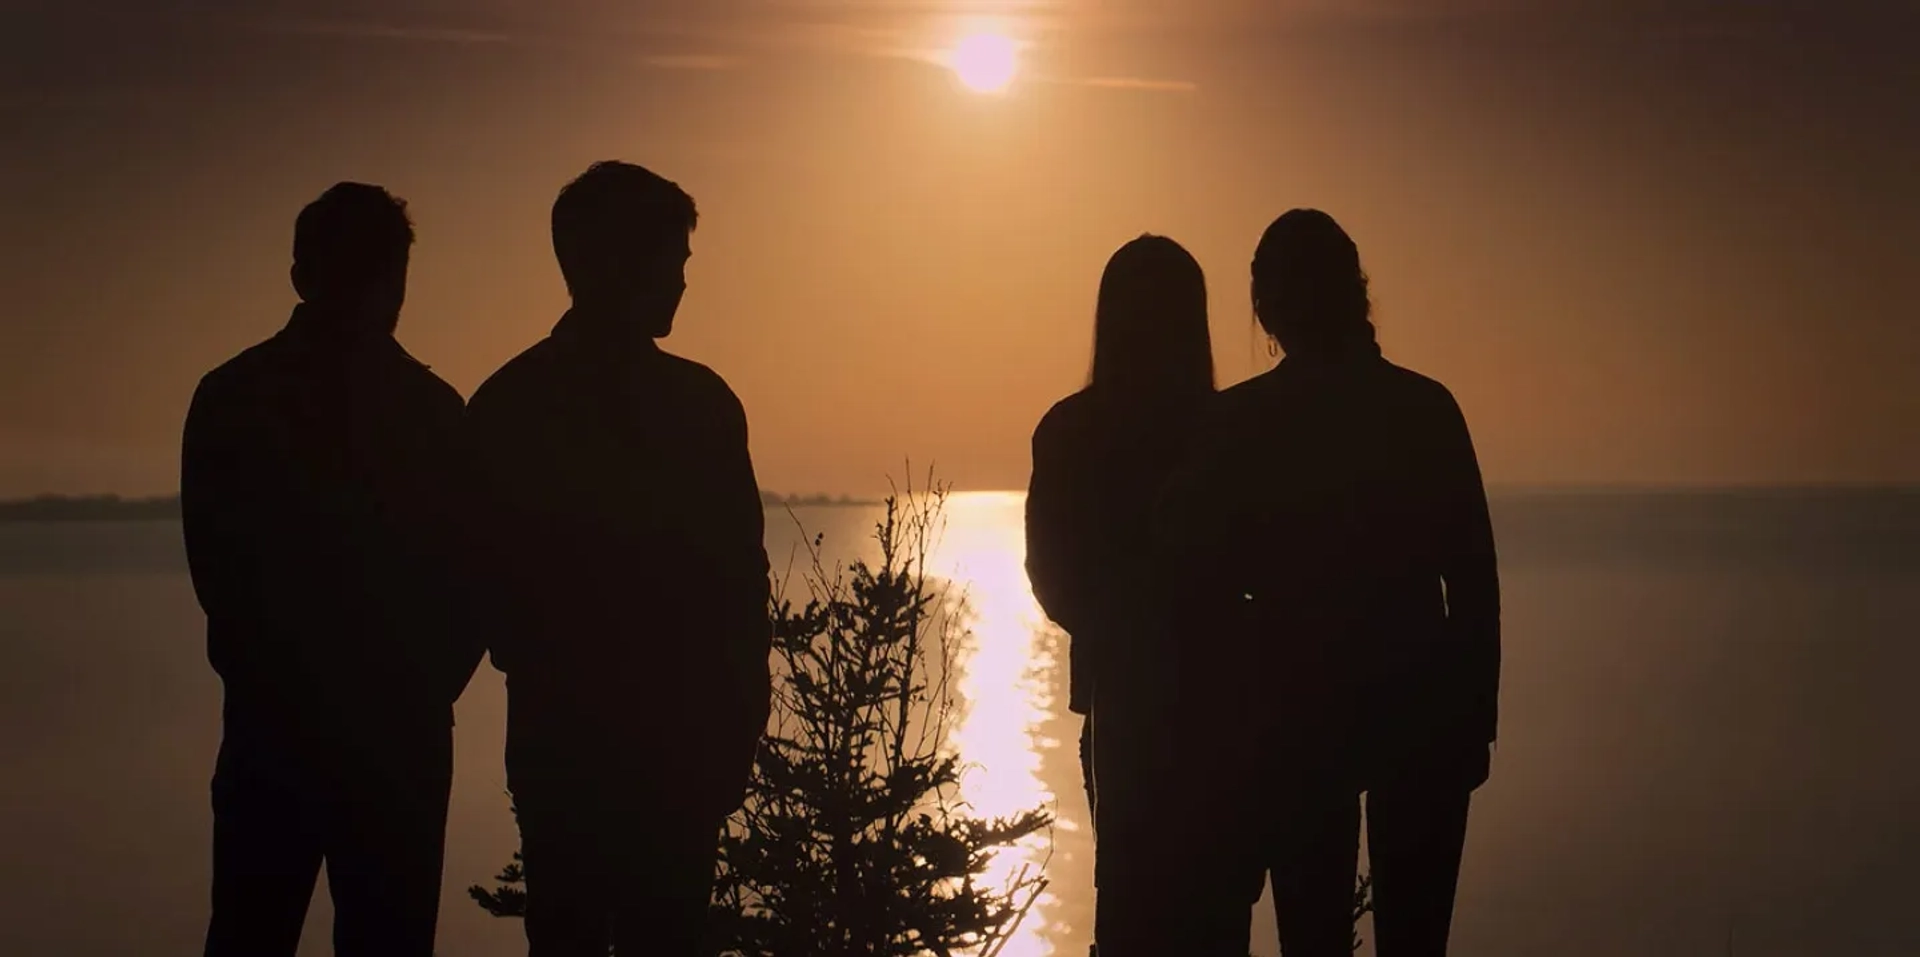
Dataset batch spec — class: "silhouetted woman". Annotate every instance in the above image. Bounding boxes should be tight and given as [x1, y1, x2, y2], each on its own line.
[1024, 235, 1224, 955]
[1161, 210, 1500, 957]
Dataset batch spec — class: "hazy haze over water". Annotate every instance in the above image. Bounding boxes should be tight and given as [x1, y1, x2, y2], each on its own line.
[2, 490, 1918, 956]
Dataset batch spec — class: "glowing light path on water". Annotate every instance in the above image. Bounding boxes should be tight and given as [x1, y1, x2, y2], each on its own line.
[927, 491, 1060, 957]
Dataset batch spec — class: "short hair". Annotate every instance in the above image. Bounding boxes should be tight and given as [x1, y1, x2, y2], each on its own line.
[551, 161, 699, 294]
[292, 182, 414, 297]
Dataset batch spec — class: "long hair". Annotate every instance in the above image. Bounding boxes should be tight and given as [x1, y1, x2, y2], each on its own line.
[1088, 234, 1214, 395]
[1251, 209, 1378, 357]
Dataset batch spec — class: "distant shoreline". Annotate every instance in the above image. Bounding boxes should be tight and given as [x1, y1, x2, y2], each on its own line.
[760, 492, 883, 509]
[0, 486, 1913, 524]
[0, 492, 882, 523]
[0, 496, 183, 523]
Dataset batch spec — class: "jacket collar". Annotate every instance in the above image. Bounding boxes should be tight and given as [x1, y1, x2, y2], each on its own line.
[280, 304, 425, 368]
[1277, 340, 1385, 371]
[549, 308, 662, 356]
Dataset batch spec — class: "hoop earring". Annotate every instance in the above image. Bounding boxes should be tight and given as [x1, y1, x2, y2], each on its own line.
[1267, 338, 1279, 358]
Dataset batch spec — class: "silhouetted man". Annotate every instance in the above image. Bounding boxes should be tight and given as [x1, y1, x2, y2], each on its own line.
[467, 161, 772, 956]
[183, 183, 481, 957]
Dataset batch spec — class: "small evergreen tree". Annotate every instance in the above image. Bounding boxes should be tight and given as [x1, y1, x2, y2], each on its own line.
[475, 487, 1052, 955]
[469, 840, 523, 919]
[713, 486, 1050, 956]
[1351, 872, 1374, 952]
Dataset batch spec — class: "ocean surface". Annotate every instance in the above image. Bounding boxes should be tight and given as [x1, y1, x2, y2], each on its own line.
[1, 489, 1917, 957]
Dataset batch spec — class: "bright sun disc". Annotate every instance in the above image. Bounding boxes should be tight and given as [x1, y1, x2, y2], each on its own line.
[951, 32, 1017, 93]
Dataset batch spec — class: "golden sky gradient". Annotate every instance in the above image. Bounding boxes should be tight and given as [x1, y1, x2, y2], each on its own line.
[3, 0, 1916, 495]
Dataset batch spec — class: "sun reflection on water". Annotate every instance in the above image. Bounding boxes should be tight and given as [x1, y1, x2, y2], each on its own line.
[927, 491, 1059, 957]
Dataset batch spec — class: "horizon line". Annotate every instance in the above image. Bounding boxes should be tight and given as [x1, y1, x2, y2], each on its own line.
[3, 481, 1917, 505]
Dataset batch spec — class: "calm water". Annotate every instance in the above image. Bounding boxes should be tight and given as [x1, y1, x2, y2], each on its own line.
[2, 490, 1918, 957]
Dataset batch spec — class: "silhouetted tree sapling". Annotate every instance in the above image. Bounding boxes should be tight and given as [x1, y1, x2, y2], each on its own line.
[476, 487, 1052, 956]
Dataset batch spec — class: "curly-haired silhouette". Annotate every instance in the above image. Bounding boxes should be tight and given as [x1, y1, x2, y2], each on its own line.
[466, 161, 772, 956]
[183, 183, 481, 957]
[1162, 209, 1500, 957]
[1024, 235, 1235, 955]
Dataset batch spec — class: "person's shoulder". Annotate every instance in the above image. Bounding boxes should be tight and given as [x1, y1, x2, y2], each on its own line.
[1215, 374, 1267, 402]
[1380, 360, 1463, 410]
[1035, 389, 1097, 438]
[384, 344, 465, 413]
[655, 350, 746, 414]
[1040, 389, 1150, 459]
[1210, 372, 1278, 418]
[193, 335, 288, 404]
[422, 368, 465, 412]
[655, 350, 735, 393]
[1380, 359, 1449, 392]
[468, 338, 562, 415]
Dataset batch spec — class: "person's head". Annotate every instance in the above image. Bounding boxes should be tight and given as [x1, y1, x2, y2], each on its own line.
[1250, 209, 1377, 358]
[1089, 234, 1215, 396]
[291, 182, 414, 334]
[551, 161, 698, 338]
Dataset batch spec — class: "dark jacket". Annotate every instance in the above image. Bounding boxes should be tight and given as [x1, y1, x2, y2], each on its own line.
[1160, 351, 1500, 785]
[1026, 387, 1210, 716]
[465, 312, 771, 802]
[181, 305, 481, 750]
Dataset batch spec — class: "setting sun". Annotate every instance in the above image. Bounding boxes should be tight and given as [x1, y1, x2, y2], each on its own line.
[950, 31, 1018, 94]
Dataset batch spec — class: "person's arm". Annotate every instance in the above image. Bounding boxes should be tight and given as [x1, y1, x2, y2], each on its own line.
[1024, 412, 1091, 635]
[701, 386, 773, 743]
[1024, 410, 1096, 714]
[180, 375, 266, 682]
[464, 388, 549, 680]
[432, 391, 488, 708]
[1435, 392, 1501, 747]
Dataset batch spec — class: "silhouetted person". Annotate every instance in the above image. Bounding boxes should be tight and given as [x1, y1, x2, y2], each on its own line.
[466, 162, 771, 957]
[1162, 210, 1500, 957]
[183, 183, 481, 957]
[1024, 236, 1234, 956]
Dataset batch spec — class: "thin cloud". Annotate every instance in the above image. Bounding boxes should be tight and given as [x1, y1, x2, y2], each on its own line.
[761, 1, 1065, 12]
[263, 20, 519, 45]
[639, 53, 747, 70]
[1072, 75, 1199, 93]
[255, 17, 748, 68]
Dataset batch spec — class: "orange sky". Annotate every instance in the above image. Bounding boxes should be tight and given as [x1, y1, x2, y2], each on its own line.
[3, 0, 1916, 496]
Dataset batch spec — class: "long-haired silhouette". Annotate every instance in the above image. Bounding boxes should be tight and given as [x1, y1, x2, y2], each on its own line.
[184, 183, 480, 957]
[1025, 234, 1246, 955]
[1162, 209, 1501, 957]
